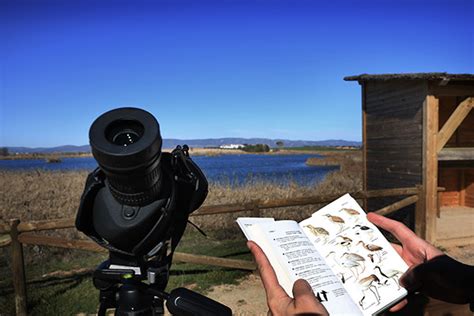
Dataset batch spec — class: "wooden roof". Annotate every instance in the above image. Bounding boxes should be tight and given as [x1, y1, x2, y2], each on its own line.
[344, 73, 474, 82]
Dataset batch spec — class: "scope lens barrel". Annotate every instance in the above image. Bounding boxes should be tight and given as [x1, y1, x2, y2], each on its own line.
[89, 107, 163, 206]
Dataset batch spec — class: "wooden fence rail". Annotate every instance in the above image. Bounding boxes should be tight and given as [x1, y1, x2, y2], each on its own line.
[0, 187, 422, 235]
[2, 186, 426, 316]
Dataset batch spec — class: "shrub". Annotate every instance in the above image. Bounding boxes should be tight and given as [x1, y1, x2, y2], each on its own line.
[0, 147, 9, 156]
[241, 144, 270, 153]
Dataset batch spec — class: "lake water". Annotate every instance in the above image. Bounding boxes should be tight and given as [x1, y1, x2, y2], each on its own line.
[0, 154, 338, 186]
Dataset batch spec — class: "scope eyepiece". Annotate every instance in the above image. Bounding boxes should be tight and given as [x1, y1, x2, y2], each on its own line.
[105, 119, 144, 146]
[89, 107, 163, 206]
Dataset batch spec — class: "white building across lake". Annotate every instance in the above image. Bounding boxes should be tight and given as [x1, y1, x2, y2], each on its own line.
[219, 144, 244, 149]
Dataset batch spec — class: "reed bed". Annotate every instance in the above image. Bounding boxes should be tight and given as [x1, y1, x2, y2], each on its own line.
[0, 154, 362, 262]
[0, 167, 362, 229]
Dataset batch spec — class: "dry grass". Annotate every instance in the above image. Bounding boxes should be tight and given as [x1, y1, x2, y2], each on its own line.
[0, 153, 362, 259]
[0, 154, 362, 235]
[306, 150, 362, 173]
[0, 151, 362, 224]
[193, 167, 362, 234]
[0, 169, 88, 224]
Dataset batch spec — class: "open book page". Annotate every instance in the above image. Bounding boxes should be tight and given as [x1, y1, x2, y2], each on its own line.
[299, 194, 408, 315]
[237, 217, 361, 315]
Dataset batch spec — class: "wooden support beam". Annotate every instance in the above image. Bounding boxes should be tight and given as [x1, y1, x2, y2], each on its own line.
[373, 195, 419, 216]
[423, 95, 439, 243]
[438, 147, 474, 161]
[415, 185, 426, 238]
[437, 97, 473, 153]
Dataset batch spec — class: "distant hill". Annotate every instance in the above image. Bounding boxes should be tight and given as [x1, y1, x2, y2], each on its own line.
[6, 145, 91, 154]
[163, 138, 361, 149]
[5, 138, 360, 154]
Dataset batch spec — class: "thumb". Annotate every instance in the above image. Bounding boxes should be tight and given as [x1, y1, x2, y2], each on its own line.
[292, 280, 329, 315]
[292, 279, 314, 299]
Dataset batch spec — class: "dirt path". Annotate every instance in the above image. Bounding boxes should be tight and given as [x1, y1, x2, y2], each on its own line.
[205, 244, 474, 315]
[206, 273, 267, 316]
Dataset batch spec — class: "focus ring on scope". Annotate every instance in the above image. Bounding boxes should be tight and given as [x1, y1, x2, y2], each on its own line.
[107, 179, 161, 206]
[105, 162, 161, 195]
[106, 163, 163, 205]
[105, 154, 162, 205]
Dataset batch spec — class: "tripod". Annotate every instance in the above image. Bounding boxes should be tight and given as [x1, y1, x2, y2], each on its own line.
[93, 258, 231, 316]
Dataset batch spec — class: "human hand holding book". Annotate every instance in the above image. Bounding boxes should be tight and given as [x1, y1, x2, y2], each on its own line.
[368, 212, 474, 312]
[238, 194, 410, 315]
[366, 212, 444, 312]
[246, 208, 474, 315]
[248, 240, 329, 316]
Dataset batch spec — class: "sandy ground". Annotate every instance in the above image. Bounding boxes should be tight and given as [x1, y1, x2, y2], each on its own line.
[206, 273, 268, 316]
[205, 244, 474, 315]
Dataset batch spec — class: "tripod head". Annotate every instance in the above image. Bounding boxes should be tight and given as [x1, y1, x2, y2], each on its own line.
[75, 108, 231, 315]
[93, 261, 231, 316]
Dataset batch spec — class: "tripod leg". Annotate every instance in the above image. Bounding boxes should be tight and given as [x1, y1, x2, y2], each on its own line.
[98, 303, 107, 316]
[152, 298, 165, 316]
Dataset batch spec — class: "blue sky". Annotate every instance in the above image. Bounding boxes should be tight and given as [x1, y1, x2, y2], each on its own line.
[1, 0, 472, 147]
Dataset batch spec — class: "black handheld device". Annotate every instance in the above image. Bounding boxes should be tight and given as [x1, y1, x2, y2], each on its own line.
[76, 107, 232, 315]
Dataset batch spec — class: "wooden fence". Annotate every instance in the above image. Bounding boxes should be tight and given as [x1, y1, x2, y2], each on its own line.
[1, 186, 427, 316]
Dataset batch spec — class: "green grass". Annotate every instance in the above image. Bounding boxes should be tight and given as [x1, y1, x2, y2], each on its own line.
[0, 230, 251, 314]
[167, 230, 251, 293]
[0, 250, 104, 315]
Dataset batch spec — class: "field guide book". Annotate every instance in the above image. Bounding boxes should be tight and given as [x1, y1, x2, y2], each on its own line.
[237, 194, 408, 316]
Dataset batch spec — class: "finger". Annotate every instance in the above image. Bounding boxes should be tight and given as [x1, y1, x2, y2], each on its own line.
[390, 242, 403, 256]
[292, 279, 328, 314]
[247, 241, 288, 300]
[367, 213, 417, 244]
[389, 299, 408, 312]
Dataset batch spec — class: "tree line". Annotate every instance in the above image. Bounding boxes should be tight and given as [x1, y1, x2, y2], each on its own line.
[241, 144, 270, 153]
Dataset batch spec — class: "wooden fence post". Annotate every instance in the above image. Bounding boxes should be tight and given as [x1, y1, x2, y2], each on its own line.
[414, 185, 426, 239]
[10, 219, 27, 316]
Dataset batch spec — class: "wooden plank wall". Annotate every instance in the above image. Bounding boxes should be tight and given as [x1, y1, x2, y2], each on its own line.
[364, 81, 427, 227]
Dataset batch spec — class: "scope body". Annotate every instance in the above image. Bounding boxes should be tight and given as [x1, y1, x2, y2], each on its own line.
[75, 107, 230, 316]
